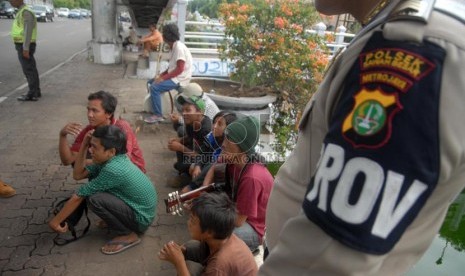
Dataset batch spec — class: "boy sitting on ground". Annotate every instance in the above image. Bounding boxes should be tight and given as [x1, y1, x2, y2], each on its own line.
[167, 95, 215, 188]
[49, 125, 157, 255]
[158, 192, 257, 275]
[180, 111, 237, 194]
[170, 83, 220, 138]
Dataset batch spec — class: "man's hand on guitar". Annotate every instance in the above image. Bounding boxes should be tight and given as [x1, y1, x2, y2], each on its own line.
[183, 198, 194, 211]
[164, 183, 226, 215]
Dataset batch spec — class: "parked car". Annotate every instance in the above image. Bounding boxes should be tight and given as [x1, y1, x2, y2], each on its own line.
[68, 9, 82, 19]
[56, 7, 69, 17]
[0, 1, 16, 19]
[80, 9, 89, 18]
[31, 5, 54, 22]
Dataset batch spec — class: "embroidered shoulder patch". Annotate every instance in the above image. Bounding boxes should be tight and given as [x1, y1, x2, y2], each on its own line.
[302, 31, 445, 255]
[342, 88, 402, 148]
[341, 35, 437, 149]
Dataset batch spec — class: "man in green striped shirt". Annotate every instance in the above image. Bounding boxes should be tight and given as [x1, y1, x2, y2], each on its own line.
[49, 125, 157, 255]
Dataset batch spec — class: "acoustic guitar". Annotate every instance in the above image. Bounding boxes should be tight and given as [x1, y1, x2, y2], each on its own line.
[164, 182, 225, 215]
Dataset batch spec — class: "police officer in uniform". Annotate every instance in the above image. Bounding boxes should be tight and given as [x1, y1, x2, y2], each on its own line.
[10, 0, 41, 101]
[260, 0, 465, 274]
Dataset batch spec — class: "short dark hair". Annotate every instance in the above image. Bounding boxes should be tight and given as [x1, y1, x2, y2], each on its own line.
[92, 125, 127, 155]
[88, 91, 117, 117]
[213, 111, 237, 126]
[213, 111, 237, 144]
[162, 23, 180, 43]
[191, 192, 236, 239]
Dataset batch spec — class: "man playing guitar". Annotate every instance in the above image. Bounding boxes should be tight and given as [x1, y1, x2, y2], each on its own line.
[202, 116, 274, 254]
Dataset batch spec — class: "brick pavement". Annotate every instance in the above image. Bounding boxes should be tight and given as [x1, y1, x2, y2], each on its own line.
[0, 52, 191, 275]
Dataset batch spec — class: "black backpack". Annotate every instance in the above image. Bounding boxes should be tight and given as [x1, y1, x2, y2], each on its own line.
[52, 197, 91, 246]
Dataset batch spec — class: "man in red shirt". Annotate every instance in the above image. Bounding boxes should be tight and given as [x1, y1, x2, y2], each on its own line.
[59, 91, 146, 172]
[203, 116, 273, 253]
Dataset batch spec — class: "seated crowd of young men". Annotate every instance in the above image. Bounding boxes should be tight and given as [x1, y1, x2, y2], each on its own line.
[47, 85, 273, 274]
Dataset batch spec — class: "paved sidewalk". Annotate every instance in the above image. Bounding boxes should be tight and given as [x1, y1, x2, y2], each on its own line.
[0, 51, 191, 275]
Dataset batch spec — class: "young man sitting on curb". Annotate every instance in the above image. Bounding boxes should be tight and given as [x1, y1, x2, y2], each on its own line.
[167, 95, 215, 188]
[203, 116, 273, 253]
[158, 192, 257, 275]
[144, 23, 193, 123]
[59, 90, 146, 172]
[49, 125, 157, 255]
[137, 23, 163, 58]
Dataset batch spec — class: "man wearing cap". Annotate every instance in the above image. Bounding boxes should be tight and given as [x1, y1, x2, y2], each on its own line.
[10, 0, 41, 102]
[167, 95, 215, 187]
[171, 82, 220, 137]
[203, 116, 273, 253]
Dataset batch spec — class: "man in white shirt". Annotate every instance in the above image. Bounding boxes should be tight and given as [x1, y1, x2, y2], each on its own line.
[144, 23, 193, 124]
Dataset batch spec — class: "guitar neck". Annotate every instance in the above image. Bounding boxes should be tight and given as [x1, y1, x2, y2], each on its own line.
[181, 184, 217, 202]
[164, 183, 220, 213]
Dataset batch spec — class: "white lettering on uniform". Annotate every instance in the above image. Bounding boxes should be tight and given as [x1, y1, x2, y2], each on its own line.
[372, 171, 427, 238]
[306, 143, 428, 239]
[307, 143, 344, 211]
[332, 157, 384, 224]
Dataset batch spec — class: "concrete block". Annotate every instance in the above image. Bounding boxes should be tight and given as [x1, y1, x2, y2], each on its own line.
[91, 42, 122, 64]
[143, 89, 178, 116]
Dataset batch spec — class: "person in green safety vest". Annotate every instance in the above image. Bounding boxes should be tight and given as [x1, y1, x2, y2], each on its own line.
[10, 0, 41, 101]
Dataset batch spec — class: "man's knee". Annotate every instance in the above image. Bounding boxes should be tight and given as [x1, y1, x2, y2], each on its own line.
[150, 85, 162, 96]
[87, 193, 107, 210]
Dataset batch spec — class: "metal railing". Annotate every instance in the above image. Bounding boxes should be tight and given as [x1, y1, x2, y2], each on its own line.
[183, 20, 355, 57]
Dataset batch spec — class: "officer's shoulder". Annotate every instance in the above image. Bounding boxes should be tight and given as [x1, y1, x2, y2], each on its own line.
[383, 0, 465, 43]
[388, 0, 465, 24]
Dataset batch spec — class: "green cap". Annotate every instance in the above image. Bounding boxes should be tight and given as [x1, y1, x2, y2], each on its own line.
[225, 116, 260, 154]
[177, 95, 206, 112]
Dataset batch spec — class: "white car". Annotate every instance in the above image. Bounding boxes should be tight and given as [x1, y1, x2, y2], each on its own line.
[56, 7, 69, 17]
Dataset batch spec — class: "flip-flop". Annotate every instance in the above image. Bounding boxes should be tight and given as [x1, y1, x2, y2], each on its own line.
[101, 238, 141, 255]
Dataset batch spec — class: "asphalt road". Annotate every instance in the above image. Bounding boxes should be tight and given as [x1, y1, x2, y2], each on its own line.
[0, 17, 92, 97]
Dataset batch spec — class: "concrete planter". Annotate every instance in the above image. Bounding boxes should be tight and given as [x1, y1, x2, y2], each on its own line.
[194, 78, 276, 125]
[205, 92, 277, 110]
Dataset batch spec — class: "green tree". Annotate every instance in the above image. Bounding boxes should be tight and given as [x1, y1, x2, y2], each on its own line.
[53, 0, 91, 9]
[188, 0, 255, 19]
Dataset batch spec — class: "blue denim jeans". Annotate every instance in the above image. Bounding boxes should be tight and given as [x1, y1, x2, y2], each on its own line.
[233, 221, 261, 251]
[147, 78, 179, 116]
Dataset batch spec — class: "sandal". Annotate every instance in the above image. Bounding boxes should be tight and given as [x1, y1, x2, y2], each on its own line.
[101, 238, 141, 255]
